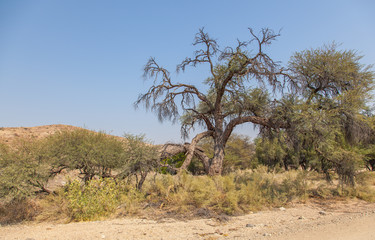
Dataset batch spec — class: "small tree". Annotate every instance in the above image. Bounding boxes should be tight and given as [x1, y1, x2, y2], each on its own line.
[0, 140, 51, 201]
[119, 134, 159, 190]
[44, 129, 126, 181]
[136, 28, 288, 175]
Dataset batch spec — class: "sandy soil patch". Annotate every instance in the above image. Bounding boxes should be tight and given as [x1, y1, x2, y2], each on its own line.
[1, 200, 375, 240]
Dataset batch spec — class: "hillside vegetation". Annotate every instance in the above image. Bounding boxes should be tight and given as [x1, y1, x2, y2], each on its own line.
[1, 125, 375, 224]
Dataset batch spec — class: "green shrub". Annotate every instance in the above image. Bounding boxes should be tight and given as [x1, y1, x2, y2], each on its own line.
[280, 171, 309, 201]
[352, 185, 375, 202]
[0, 141, 51, 202]
[160, 152, 186, 174]
[143, 169, 311, 215]
[119, 134, 159, 190]
[65, 178, 123, 221]
[35, 188, 69, 222]
[44, 129, 126, 181]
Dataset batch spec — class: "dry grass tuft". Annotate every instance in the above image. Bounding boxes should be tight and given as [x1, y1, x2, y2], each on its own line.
[0, 198, 39, 225]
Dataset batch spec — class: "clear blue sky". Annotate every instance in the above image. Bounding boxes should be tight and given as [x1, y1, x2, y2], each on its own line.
[1, 0, 374, 144]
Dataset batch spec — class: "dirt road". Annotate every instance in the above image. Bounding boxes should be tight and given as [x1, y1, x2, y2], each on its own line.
[1, 200, 375, 240]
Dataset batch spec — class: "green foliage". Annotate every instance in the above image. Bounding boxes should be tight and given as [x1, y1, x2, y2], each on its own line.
[331, 149, 362, 186]
[289, 43, 374, 103]
[198, 134, 256, 174]
[144, 170, 309, 215]
[222, 134, 256, 172]
[120, 134, 160, 190]
[255, 137, 288, 169]
[160, 152, 186, 174]
[65, 178, 123, 221]
[44, 130, 158, 189]
[257, 44, 375, 183]
[0, 141, 51, 202]
[361, 144, 375, 170]
[0, 128, 161, 217]
[44, 129, 127, 181]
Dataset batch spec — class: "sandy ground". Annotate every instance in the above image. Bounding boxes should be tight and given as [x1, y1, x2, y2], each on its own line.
[0, 125, 81, 147]
[1, 200, 375, 240]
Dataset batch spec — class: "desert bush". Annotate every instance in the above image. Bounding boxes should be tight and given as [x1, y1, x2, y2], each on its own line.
[44, 129, 127, 181]
[36, 179, 146, 222]
[0, 140, 51, 202]
[116, 186, 145, 215]
[60, 169, 311, 220]
[118, 134, 160, 190]
[350, 185, 375, 202]
[0, 198, 39, 224]
[44, 130, 159, 190]
[7, 168, 375, 223]
[143, 169, 310, 215]
[35, 188, 69, 222]
[232, 169, 309, 209]
[65, 178, 125, 221]
[342, 171, 375, 202]
[177, 174, 219, 209]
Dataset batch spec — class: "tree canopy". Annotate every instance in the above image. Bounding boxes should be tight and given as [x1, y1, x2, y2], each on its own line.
[257, 43, 374, 184]
[136, 28, 289, 175]
[137, 28, 374, 179]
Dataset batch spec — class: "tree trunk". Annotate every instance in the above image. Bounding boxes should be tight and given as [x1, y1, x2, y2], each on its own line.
[136, 171, 148, 191]
[208, 138, 225, 175]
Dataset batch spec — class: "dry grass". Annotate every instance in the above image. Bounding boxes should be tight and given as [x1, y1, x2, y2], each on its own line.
[0, 199, 39, 224]
[3, 169, 375, 224]
[34, 189, 70, 223]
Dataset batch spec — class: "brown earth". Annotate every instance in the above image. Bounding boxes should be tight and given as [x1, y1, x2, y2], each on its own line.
[0, 124, 82, 147]
[1, 199, 375, 240]
[0, 125, 128, 151]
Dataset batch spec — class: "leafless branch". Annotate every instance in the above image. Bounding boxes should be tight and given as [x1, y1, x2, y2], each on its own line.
[135, 58, 213, 123]
[177, 28, 218, 78]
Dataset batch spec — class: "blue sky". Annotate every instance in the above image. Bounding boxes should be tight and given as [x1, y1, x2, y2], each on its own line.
[0, 0, 374, 144]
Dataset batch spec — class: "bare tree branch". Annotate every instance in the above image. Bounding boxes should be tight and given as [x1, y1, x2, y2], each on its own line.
[135, 57, 214, 124]
[177, 28, 218, 78]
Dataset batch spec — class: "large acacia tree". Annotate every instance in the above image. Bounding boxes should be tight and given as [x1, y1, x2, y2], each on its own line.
[256, 43, 374, 184]
[136, 28, 288, 175]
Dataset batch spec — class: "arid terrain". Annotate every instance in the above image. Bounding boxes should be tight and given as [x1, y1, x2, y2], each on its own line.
[1, 125, 375, 239]
[0, 200, 374, 240]
[0, 124, 82, 146]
